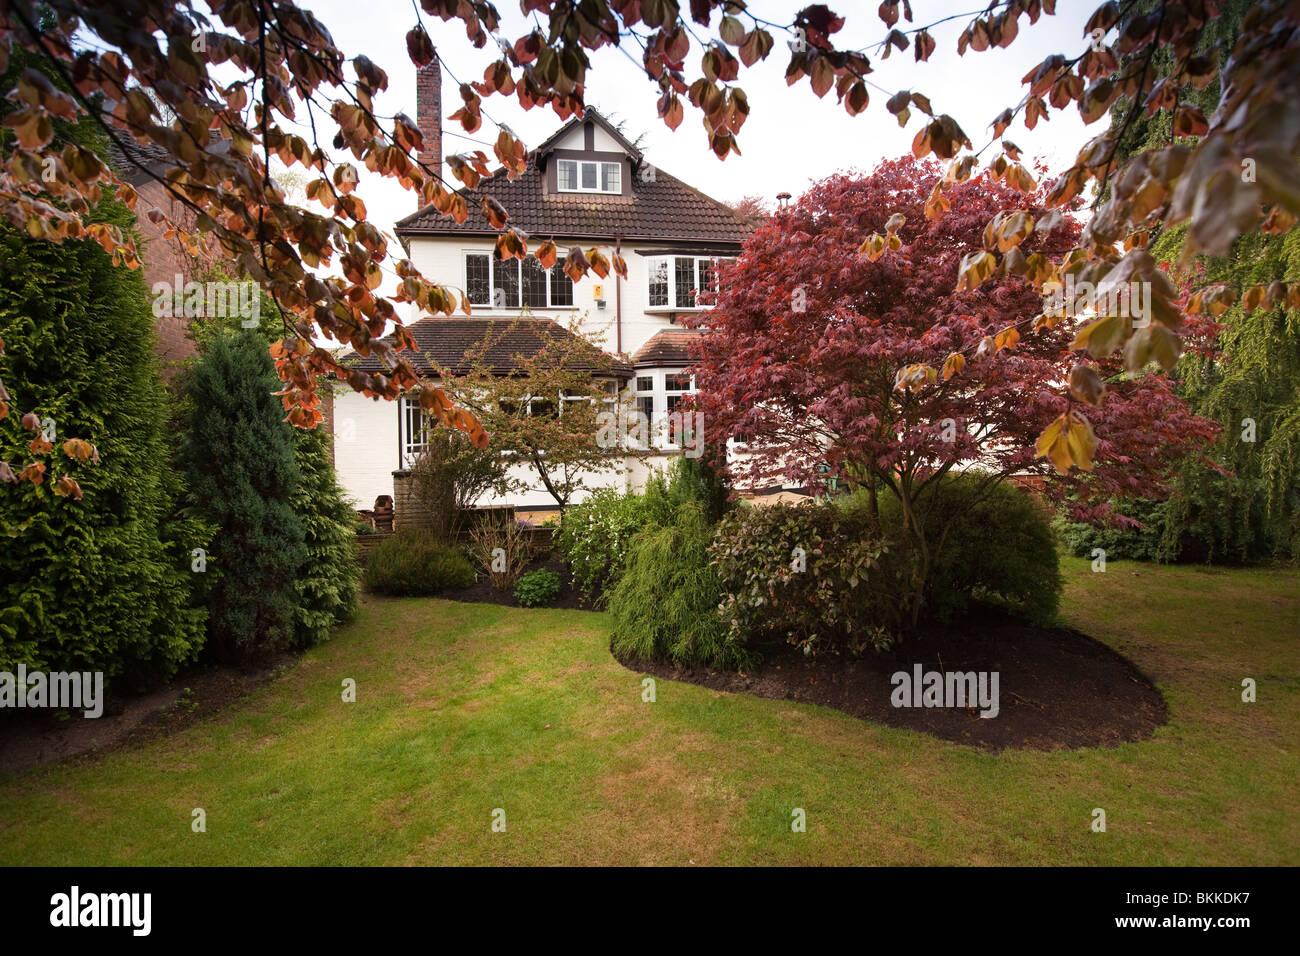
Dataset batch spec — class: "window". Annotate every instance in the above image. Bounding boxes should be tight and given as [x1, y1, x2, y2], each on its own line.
[664, 372, 692, 411]
[647, 258, 669, 308]
[500, 395, 557, 418]
[466, 253, 574, 310]
[400, 396, 426, 467]
[493, 257, 519, 309]
[522, 257, 548, 309]
[557, 161, 577, 190]
[664, 373, 693, 446]
[550, 261, 573, 306]
[466, 255, 490, 306]
[601, 162, 621, 192]
[636, 376, 653, 392]
[556, 158, 623, 194]
[674, 257, 695, 308]
[646, 256, 734, 309]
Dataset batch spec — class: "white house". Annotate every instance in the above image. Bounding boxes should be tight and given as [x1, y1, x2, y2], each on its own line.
[331, 56, 756, 515]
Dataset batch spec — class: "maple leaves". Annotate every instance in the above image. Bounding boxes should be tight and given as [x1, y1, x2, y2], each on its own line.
[689, 157, 1215, 519]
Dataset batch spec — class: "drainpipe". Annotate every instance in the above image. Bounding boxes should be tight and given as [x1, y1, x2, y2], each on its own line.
[615, 235, 623, 355]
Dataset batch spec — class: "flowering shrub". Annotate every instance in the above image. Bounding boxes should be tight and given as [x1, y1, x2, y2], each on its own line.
[555, 488, 649, 605]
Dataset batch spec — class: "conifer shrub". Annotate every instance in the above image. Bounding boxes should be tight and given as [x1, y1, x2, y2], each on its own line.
[362, 531, 476, 595]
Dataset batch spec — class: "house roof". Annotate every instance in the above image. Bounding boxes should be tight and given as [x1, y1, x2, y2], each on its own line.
[395, 111, 754, 244]
[533, 109, 643, 160]
[397, 165, 754, 243]
[340, 316, 633, 378]
[106, 138, 176, 185]
[105, 136, 234, 185]
[630, 328, 707, 367]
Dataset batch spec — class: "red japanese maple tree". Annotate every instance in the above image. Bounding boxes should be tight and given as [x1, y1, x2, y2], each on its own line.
[687, 156, 1218, 580]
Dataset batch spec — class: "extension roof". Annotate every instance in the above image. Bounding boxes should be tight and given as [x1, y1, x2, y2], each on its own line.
[340, 316, 633, 378]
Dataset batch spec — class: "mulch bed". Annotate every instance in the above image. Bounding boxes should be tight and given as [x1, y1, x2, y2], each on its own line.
[615, 608, 1168, 752]
[438, 555, 592, 610]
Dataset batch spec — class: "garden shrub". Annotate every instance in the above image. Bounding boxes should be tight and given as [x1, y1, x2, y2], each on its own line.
[0, 79, 206, 681]
[865, 474, 1062, 626]
[558, 458, 731, 606]
[514, 569, 560, 607]
[179, 330, 307, 662]
[409, 425, 510, 542]
[290, 426, 360, 646]
[1053, 498, 1172, 563]
[665, 452, 729, 523]
[609, 504, 749, 669]
[712, 501, 908, 656]
[466, 518, 530, 590]
[362, 531, 476, 595]
[555, 487, 649, 604]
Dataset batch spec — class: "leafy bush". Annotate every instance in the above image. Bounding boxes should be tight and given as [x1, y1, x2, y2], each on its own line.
[712, 501, 907, 656]
[555, 487, 649, 603]
[514, 569, 560, 607]
[558, 459, 730, 605]
[1054, 498, 1172, 563]
[609, 505, 749, 669]
[362, 532, 476, 596]
[665, 452, 729, 523]
[409, 424, 509, 542]
[863, 474, 1062, 626]
[354, 518, 382, 535]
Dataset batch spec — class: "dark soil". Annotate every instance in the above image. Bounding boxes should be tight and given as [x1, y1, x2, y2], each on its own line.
[439, 555, 592, 610]
[615, 608, 1168, 752]
[0, 653, 298, 776]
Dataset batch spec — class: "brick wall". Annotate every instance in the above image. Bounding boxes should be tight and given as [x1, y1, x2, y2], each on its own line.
[392, 470, 434, 531]
[135, 180, 205, 381]
[416, 58, 442, 187]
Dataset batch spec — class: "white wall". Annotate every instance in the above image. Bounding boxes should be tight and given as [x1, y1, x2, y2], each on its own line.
[404, 236, 720, 358]
[332, 234, 743, 511]
[332, 389, 400, 509]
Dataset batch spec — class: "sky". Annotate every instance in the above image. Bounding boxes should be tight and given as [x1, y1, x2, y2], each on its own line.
[297, 0, 1105, 237]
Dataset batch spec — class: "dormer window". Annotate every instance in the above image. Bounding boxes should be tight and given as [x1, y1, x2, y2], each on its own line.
[557, 159, 622, 194]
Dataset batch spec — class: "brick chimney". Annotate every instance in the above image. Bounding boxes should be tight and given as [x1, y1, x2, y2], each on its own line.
[415, 56, 442, 186]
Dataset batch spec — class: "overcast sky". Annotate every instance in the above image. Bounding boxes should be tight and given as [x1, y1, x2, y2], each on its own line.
[299, 0, 1103, 236]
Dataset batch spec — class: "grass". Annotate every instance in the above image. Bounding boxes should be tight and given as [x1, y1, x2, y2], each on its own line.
[0, 556, 1296, 865]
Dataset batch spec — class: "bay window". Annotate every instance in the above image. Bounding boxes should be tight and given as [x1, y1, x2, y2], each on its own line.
[646, 255, 733, 309]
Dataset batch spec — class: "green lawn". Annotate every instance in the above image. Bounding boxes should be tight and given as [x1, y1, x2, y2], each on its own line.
[1, 556, 1296, 865]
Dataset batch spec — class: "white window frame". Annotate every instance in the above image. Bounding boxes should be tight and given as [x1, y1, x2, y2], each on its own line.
[556, 158, 623, 194]
[464, 251, 574, 310]
[645, 255, 734, 311]
[399, 396, 427, 468]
